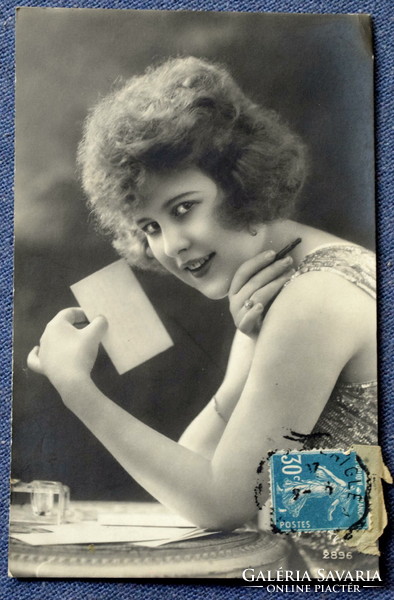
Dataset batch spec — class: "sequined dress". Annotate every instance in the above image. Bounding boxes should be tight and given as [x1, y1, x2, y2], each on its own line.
[291, 244, 377, 449]
[283, 243, 378, 575]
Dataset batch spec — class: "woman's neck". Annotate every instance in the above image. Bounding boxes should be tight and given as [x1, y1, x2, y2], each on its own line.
[262, 220, 350, 269]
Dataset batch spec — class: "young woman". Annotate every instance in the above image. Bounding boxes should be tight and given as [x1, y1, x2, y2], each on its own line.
[27, 57, 376, 571]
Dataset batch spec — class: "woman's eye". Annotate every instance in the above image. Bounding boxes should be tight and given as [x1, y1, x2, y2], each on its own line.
[173, 201, 194, 217]
[143, 222, 160, 236]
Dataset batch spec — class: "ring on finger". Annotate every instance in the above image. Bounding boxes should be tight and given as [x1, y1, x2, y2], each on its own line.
[243, 298, 254, 310]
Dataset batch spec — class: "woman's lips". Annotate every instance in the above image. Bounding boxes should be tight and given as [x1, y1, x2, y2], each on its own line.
[184, 253, 215, 278]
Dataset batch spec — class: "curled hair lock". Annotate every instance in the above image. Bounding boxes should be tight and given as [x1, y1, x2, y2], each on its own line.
[78, 56, 308, 272]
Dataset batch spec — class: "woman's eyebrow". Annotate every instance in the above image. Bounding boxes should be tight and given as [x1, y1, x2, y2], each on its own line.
[136, 191, 198, 226]
[163, 191, 199, 209]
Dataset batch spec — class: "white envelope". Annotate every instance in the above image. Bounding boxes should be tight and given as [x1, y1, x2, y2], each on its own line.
[71, 259, 173, 374]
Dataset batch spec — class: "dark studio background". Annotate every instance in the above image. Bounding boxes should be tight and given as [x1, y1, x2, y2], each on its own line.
[13, 9, 375, 502]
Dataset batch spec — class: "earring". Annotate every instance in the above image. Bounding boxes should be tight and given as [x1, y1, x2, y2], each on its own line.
[249, 226, 257, 237]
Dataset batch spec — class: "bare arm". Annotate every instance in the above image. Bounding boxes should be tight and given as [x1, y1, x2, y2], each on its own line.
[178, 330, 255, 458]
[179, 250, 294, 458]
[28, 273, 367, 530]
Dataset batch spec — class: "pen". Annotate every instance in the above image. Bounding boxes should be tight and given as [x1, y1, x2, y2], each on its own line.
[274, 237, 302, 261]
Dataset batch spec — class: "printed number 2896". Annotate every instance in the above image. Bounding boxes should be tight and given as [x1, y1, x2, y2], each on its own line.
[322, 550, 353, 560]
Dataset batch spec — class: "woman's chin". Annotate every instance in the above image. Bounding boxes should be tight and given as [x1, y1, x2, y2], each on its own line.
[175, 270, 230, 300]
[195, 281, 230, 300]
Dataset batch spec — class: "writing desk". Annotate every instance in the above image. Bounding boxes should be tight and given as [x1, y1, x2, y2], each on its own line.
[9, 501, 289, 579]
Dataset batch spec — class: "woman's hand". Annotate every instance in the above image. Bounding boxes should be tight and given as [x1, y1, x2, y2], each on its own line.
[228, 250, 295, 337]
[27, 308, 108, 391]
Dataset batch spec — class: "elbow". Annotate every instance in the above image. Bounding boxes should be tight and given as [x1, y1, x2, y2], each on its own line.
[188, 467, 263, 531]
[192, 471, 262, 531]
[194, 506, 257, 532]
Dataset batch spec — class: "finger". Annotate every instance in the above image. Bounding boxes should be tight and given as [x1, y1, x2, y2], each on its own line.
[229, 250, 276, 295]
[27, 346, 44, 374]
[52, 307, 87, 325]
[241, 258, 294, 300]
[83, 315, 108, 344]
[249, 270, 295, 306]
[238, 303, 264, 335]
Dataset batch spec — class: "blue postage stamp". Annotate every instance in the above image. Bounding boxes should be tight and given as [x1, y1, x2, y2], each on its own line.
[269, 450, 369, 532]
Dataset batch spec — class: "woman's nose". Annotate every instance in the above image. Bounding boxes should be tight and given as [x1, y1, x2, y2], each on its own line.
[162, 226, 190, 257]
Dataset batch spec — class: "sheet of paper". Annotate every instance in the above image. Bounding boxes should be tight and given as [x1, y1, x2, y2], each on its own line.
[10, 522, 196, 546]
[138, 529, 220, 548]
[70, 259, 173, 374]
[10, 522, 219, 547]
[98, 512, 194, 527]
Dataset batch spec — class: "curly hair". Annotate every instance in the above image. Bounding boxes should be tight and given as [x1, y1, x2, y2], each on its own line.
[78, 56, 307, 271]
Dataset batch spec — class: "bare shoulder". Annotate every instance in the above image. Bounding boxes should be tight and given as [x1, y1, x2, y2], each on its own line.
[265, 269, 375, 332]
[252, 269, 376, 374]
[240, 271, 368, 439]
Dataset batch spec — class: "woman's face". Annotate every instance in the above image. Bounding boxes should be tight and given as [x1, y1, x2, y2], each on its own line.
[134, 168, 266, 299]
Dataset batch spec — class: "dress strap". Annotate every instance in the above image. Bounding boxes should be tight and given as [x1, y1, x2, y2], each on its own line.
[285, 244, 376, 300]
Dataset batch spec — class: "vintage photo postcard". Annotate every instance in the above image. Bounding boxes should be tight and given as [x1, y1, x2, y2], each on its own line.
[9, 7, 390, 586]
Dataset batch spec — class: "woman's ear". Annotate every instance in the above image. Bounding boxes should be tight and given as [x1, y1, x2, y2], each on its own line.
[248, 225, 258, 237]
